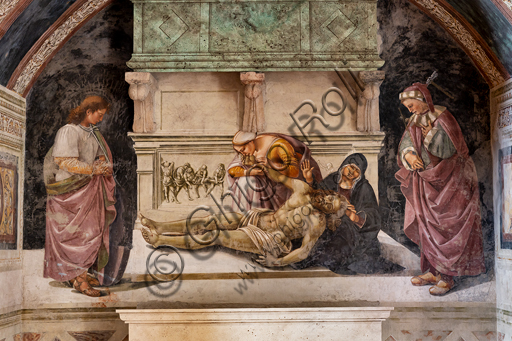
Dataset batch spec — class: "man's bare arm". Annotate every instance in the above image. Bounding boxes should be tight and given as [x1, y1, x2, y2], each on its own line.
[263, 166, 294, 189]
[256, 228, 321, 267]
[262, 166, 309, 194]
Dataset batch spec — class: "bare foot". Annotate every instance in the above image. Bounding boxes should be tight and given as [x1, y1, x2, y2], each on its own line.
[140, 213, 167, 236]
[141, 225, 160, 246]
[140, 213, 156, 229]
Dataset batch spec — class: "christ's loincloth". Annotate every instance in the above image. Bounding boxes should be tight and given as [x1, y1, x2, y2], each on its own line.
[238, 208, 292, 258]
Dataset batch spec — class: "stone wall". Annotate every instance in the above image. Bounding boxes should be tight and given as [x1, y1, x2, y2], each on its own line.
[0, 85, 25, 339]
[491, 78, 512, 340]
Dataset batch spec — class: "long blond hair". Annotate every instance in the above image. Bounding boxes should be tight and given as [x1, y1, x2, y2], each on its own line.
[67, 96, 110, 124]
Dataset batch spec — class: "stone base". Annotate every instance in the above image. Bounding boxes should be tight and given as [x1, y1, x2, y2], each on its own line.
[117, 307, 394, 341]
[382, 304, 497, 341]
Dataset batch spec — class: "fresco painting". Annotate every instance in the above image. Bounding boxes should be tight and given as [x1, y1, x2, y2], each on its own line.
[0, 152, 17, 250]
[0, 0, 490, 313]
[3, 0, 512, 338]
[43, 96, 129, 297]
[396, 80, 486, 295]
[12, 1, 512, 341]
[499, 146, 512, 249]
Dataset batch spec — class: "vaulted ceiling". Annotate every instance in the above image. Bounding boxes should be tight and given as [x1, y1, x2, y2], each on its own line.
[0, 0, 511, 97]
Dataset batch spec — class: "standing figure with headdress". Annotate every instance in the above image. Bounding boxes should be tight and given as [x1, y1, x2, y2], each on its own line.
[227, 131, 322, 212]
[395, 81, 485, 295]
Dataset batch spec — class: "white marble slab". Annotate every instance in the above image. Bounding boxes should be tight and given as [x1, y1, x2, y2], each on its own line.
[117, 307, 394, 341]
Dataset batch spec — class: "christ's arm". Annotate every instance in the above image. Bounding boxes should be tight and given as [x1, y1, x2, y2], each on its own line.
[256, 216, 325, 267]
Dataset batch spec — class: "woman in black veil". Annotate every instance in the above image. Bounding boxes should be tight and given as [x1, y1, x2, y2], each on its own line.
[293, 153, 386, 274]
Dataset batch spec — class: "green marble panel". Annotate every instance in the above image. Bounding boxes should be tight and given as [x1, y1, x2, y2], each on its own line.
[209, 3, 302, 53]
[142, 2, 201, 53]
[310, 2, 375, 52]
[128, 0, 383, 71]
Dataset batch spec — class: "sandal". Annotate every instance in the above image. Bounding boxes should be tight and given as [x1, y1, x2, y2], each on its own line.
[429, 276, 455, 296]
[69, 274, 100, 287]
[411, 272, 440, 286]
[72, 273, 101, 297]
[86, 273, 100, 287]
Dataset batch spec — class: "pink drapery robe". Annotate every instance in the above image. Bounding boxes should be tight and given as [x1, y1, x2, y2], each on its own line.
[44, 132, 116, 285]
[395, 109, 485, 276]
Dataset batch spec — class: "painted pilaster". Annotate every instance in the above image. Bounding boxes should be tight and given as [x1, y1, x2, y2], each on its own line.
[356, 71, 385, 132]
[126, 72, 157, 133]
[240, 72, 265, 133]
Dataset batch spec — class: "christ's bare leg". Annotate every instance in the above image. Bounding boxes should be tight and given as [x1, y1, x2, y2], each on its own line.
[141, 228, 261, 254]
[140, 212, 243, 235]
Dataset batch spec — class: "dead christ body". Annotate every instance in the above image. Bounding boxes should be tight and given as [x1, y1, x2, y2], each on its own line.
[140, 166, 347, 267]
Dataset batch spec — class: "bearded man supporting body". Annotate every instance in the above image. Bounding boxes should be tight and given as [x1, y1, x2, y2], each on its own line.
[140, 166, 346, 267]
[396, 82, 485, 295]
[227, 131, 322, 212]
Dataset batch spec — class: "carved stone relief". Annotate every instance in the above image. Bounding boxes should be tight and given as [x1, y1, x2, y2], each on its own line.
[160, 160, 226, 204]
[0, 85, 25, 252]
[0, 0, 19, 24]
[357, 71, 385, 132]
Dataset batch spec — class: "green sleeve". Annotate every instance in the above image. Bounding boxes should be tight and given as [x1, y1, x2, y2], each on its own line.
[399, 130, 414, 153]
[426, 125, 456, 159]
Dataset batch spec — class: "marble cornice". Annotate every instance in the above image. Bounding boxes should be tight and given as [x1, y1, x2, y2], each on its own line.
[0, 309, 21, 329]
[0, 89, 26, 112]
[129, 132, 385, 155]
[0, 307, 137, 324]
[497, 308, 512, 325]
[117, 307, 395, 324]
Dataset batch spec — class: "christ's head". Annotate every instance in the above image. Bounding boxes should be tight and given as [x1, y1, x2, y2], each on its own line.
[310, 189, 346, 215]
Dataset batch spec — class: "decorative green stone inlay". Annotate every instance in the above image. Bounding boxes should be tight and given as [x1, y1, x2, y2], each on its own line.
[128, 0, 383, 72]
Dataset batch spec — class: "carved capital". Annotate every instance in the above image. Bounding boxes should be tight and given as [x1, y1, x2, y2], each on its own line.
[125, 72, 157, 133]
[240, 72, 266, 132]
[240, 72, 265, 85]
[359, 70, 385, 85]
[126, 72, 155, 100]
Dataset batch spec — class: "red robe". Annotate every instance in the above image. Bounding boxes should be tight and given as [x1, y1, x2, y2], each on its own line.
[395, 109, 485, 276]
